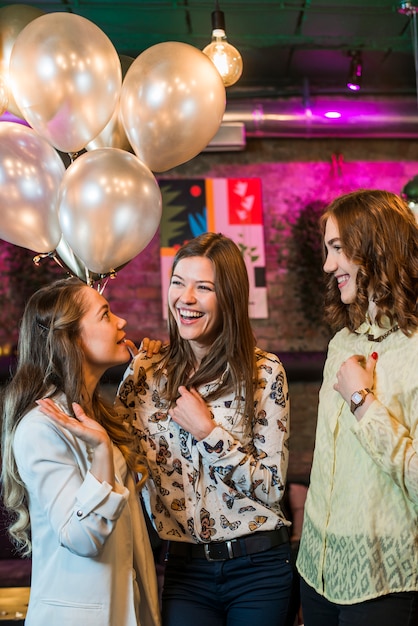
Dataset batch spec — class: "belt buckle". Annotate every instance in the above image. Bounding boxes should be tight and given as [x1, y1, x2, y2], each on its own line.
[204, 540, 234, 561]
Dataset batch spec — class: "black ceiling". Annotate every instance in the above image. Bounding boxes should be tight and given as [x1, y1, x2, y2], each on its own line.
[1, 0, 417, 100]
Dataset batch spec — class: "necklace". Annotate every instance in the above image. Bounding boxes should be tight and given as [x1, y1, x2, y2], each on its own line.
[367, 324, 400, 342]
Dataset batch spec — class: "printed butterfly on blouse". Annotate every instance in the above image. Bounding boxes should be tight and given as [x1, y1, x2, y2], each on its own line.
[156, 435, 172, 465]
[220, 514, 241, 531]
[151, 388, 166, 409]
[248, 515, 268, 532]
[222, 490, 244, 509]
[171, 497, 186, 511]
[203, 439, 224, 454]
[276, 418, 287, 433]
[199, 508, 217, 541]
[259, 363, 273, 375]
[187, 517, 197, 539]
[178, 428, 192, 461]
[266, 464, 284, 488]
[134, 367, 150, 397]
[149, 410, 169, 429]
[270, 372, 286, 408]
[155, 495, 170, 517]
[238, 505, 256, 514]
[118, 379, 137, 408]
[253, 410, 268, 427]
[167, 528, 182, 537]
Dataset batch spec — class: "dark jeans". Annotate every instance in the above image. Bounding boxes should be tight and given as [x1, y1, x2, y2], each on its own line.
[300, 577, 418, 626]
[161, 542, 293, 626]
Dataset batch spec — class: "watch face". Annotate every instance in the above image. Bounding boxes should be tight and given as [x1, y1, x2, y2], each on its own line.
[352, 391, 363, 404]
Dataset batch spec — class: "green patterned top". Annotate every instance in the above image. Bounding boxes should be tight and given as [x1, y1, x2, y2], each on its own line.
[297, 321, 418, 603]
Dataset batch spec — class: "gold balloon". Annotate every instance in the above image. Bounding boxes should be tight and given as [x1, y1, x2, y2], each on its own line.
[9, 12, 122, 153]
[58, 148, 162, 275]
[120, 42, 226, 172]
[86, 55, 134, 151]
[0, 4, 45, 118]
[0, 122, 64, 253]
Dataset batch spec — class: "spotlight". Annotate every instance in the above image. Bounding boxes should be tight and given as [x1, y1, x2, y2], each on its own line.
[347, 51, 362, 91]
[202, 1, 243, 87]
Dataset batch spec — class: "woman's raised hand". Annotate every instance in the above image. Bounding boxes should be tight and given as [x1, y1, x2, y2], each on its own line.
[36, 398, 115, 485]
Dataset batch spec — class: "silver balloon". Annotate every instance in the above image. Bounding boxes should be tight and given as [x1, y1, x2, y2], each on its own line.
[9, 12, 122, 153]
[58, 148, 162, 274]
[120, 41, 226, 172]
[0, 122, 64, 253]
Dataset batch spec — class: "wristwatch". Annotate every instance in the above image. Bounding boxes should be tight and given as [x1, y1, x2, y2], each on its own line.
[350, 388, 373, 414]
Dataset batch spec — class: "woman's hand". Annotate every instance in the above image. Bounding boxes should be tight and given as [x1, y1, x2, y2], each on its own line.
[140, 337, 163, 357]
[334, 352, 378, 419]
[169, 386, 215, 440]
[36, 399, 115, 485]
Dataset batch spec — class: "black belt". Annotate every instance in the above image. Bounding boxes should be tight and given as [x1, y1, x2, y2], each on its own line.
[166, 526, 289, 562]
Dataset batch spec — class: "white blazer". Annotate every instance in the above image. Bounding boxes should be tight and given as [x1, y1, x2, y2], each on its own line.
[13, 401, 161, 626]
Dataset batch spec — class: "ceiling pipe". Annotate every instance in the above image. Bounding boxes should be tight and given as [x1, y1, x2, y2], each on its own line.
[221, 95, 418, 139]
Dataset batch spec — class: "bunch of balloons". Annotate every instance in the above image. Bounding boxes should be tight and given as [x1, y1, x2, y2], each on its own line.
[0, 4, 226, 283]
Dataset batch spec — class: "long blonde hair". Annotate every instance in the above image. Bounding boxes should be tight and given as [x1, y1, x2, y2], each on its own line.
[1, 278, 147, 555]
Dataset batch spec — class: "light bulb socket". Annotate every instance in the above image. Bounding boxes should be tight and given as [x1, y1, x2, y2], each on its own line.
[212, 9, 226, 31]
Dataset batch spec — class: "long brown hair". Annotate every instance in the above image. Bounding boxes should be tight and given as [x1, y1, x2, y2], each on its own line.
[1, 278, 146, 555]
[156, 233, 257, 426]
[321, 189, 418, 334]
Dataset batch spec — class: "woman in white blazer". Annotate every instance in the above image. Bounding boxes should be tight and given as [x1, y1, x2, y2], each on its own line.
[1, 278, 161, 626]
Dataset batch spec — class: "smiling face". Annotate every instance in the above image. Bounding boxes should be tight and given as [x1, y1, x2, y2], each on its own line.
[78, 286, 129, 382]
[323, 216, 359, 304]
[168, 256, 222, 362]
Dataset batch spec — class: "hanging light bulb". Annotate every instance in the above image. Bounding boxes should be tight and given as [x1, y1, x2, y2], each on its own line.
[202, 1, 243, 87]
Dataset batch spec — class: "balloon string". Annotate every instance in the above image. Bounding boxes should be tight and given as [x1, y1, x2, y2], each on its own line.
[97, 277, 110, 294]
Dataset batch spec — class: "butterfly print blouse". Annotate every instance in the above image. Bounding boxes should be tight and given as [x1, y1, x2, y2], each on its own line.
[115, 347, 290, 543]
